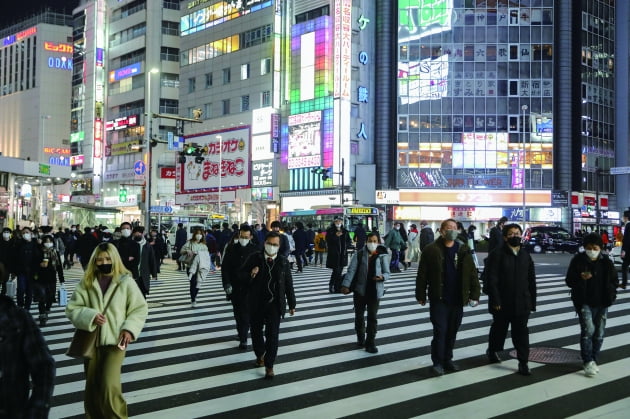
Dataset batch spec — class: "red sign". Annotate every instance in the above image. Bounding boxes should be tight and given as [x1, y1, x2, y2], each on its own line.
[105, 114, 139, 131]
[44, 41, 73, 54]
[16, 27, 36, 41]
[44, 147, 71, 155]
[161, 167, 176, 179]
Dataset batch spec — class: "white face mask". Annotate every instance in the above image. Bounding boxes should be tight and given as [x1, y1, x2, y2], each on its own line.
[195, 234, 203, 241]
[239, 238, 250, 247]
[335, 223, 342, 229]
[23, 233, 32, 241]
[71, 228, 76, 232]
[366, 242, 379, 252]
[121, 229, 131, 238]
[2, 232, 10, 240]
[44, 242, 54, 248]
[265, 244, 279, 256]
[233, 239, 239, 244]
[585, 249, 600, 260]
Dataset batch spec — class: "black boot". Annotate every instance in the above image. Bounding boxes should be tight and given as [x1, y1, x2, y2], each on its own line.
[356, 332, 365, 347]
[365, 339, 378, 354]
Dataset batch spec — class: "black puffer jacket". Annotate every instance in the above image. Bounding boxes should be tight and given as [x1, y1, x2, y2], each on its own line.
[484, 245, 537, 315]
[565, 252, 617, 312]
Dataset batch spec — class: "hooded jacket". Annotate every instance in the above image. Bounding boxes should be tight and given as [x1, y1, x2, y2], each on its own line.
[565, 251, 617, 311]
[342, 245, 390, 298]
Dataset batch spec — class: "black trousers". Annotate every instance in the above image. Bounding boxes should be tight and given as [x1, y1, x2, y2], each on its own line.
[621, 256, 630, 286]
[429, 300, 463, 366]
[354, 294, 380, 343]
[250, 302, 281, 368]
[329, 266, 343, 291]
[488, 310, 530, 363]
[231, 291, 250, 344]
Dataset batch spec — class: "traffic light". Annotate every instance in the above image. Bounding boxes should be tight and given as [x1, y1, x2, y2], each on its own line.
[119, 188, 127, 203]
[310, 167, 332, 181]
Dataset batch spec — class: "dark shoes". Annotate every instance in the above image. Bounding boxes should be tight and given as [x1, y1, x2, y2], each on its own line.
[431, 364, 445, 376]
[365, 344, 378, 354]
[518, 362, 531, 376]
[486, 349, 502, 363]
[264, 367, 275, 379]
[444, 361, 460, 372]
[39, 314, 47, 327]
[238, 342, 247, 350]
[255, 356, 265, 368]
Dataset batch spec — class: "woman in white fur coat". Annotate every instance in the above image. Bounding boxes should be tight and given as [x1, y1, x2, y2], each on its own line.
[66, 242, 148, 418]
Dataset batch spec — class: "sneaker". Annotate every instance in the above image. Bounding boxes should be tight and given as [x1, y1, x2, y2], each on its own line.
[431, 364, 444, 376]
[593, 361, 600, 373]
[444, 360, 460, 372]
[584, 361, 597, 377]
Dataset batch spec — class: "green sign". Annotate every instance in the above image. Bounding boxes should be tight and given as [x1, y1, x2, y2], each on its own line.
[39, 164, 50, 175]
[70, 131, 85, 143]
[119, 188, 128, 203]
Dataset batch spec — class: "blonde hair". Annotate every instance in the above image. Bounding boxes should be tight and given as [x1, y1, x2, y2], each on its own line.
[82, 242, 131, 286]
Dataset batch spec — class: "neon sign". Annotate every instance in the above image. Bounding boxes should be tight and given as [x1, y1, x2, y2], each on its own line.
[105, 114, 139, 131]
[3, 26, 37, 47]
[108, 63, 142, 83]
[44, 147, 71, 155]
[47, 56, 73, 70]
[44, 41, 73, 53]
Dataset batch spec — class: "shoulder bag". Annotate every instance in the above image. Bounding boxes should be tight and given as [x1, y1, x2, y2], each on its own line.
[66, 282, 121, 360]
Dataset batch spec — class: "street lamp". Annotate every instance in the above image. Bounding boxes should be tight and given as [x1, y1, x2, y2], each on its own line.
[521, 104, 528, 225]
[145, 68, 159, 230]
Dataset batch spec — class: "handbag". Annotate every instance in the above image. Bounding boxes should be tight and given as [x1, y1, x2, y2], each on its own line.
[58, 284, 68, 306]
[66, 282, 120, 360]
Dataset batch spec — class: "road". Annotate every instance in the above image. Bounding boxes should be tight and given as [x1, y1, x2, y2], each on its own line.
[42, 252, 630, 418]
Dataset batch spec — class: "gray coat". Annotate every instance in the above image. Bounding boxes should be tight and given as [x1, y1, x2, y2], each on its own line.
[342, 246, 390, 299]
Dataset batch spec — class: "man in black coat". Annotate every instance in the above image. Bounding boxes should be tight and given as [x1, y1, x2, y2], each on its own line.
[419, 220, 434, 251]
[487, 216, 508, 254]
[242, 231, 296, 379]
[484, 223, 537, 376]
[353, 222, 367, 251]
[116, 222, 141, 279]
[76, 226, 99, 270]
[13, 227, 44, 310]
[292, 222, 308, 272]
[0, 227, 15, 296]
[174, 223, 188, 271]
[326, 218, 351, 293]
[222, 225, 258, 349]
[131, 227, 157, 298]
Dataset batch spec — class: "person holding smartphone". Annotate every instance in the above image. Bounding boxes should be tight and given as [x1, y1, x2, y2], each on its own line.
[565, 233, 617, 378]
[66, 243, 148, 418]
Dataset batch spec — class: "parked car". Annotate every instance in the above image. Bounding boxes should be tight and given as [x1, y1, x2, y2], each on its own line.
[522, 226, 582, 254]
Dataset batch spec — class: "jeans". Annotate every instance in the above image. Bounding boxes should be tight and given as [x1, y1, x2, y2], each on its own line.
[314, 251, 325, 265]
[390, 249, 400, 271]
[16, 274, 33, 310]
[429, 300, 463, 366]
[578, 304, 607, 363]
[354, 294, 380, 343]
[189, 272, 199, 302]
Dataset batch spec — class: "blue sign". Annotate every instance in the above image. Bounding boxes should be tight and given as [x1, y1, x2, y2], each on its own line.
[112, 62, 142, 82]
[134, 160, 146, 175]
[150, 206, 173, 214]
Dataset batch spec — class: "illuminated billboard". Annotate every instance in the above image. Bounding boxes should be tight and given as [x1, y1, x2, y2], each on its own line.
[398, 54, 449, 103]
[288, 111, 322, 169]
[180, 0, 272, 36]
[529, 113, 553, 142]
[398, 0, 453, 42]
[109, 63, 142, 83]
[177, 127, 251, 195]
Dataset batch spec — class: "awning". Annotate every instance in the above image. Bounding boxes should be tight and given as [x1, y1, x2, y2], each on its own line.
[58, 202, 121, 213]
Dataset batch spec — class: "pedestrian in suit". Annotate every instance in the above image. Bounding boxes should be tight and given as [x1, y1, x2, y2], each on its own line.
[131, 227, 158, 299]
[484, 223, 537, 376]
[242, 231, 296, 379]
[416, 218, 480, 376]
[222, 225, 258, 349]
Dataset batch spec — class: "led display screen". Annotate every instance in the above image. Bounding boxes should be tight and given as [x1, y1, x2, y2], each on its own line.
[288, 111, 322, 169]
[398, 0, 453, 43]
[398, 54, 449, 103]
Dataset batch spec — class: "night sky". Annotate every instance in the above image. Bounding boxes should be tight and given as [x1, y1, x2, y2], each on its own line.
[2, 1, 80, 27]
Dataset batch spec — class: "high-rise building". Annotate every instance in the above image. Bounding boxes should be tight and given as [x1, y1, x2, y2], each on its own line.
[0, 11, 73, 227]
[392, 0, 618, 234]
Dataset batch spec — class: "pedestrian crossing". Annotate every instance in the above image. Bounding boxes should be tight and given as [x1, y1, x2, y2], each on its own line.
[39, 260, 630, 418]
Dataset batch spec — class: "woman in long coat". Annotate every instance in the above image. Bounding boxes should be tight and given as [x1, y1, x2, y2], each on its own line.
[325, 219, 351, 293]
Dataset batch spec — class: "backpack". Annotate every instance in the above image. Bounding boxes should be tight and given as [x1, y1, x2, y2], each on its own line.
[318, 236, 327, 250]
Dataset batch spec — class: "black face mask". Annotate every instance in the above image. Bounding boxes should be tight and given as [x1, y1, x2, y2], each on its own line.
[133, 236, 143, 242]
[96, 264, 113, 274]
[507, 237, 522, 247]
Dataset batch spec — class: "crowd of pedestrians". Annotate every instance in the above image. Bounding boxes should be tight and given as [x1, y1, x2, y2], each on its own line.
[2, 213, 629, 417]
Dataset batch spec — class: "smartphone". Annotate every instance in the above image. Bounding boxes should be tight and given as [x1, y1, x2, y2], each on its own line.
[117, 338, 127, 351]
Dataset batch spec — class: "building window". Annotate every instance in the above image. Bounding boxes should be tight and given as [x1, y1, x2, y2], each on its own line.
[205, 72, 212, 88]
[188, 77, 196, 93]
[261, 57, 271, 75]
[222, 99, 230, 115]
[241, 95, 249, 111]
[160, 47, 179, 62]
[204, 103, 211, 119]
[160, 99, 179, 114]
[261, 90, 271, 107]
[223, 67, 231, 84]
[241, 63, 250, 80]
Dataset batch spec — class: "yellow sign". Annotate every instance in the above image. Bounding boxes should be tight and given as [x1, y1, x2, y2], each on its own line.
[346, 207, 377, 215]
[110, 140, 141, 156]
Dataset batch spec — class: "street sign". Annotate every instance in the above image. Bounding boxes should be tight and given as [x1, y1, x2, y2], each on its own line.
[150, 205, 173, 214]
[610, 166, 630, 175]
[134, 160, 146, 175]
